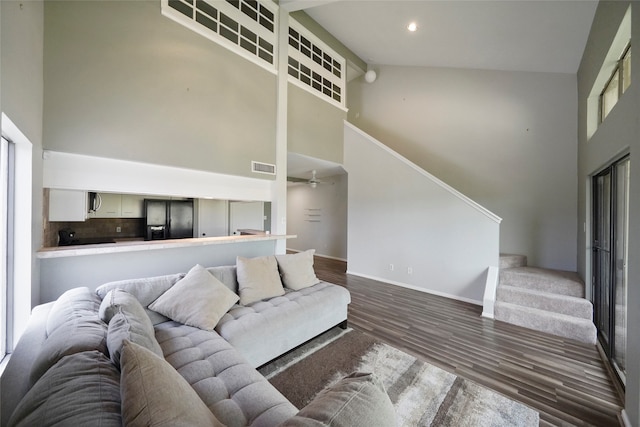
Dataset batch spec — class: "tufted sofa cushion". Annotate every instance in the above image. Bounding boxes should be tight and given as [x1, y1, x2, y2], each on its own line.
[154, 321, 297, 427]
[216, 282, 351, 367]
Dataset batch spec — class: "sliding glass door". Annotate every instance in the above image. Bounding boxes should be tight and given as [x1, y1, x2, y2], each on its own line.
[592, 155, 629, 385]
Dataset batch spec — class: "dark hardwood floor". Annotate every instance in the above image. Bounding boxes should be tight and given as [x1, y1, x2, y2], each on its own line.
[313, 256, 624, 427]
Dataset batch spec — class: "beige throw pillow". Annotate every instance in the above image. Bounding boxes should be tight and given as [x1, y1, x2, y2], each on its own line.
[236, 255, 285, 305]
[275, 250, 320, 290]
[120, 340, 224, 427]
[149, 264, 239, 330]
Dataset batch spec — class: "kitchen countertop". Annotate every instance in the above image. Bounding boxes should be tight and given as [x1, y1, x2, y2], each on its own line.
[37, 234, 296, 259]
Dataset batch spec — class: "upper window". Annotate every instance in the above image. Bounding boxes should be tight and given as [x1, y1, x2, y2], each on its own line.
[587, 5, 631, 140]
[162, 0, 278, 72]
[287, 18, 346, 110]
[161, 1, 347, 110]
[600, 44, 631, 122]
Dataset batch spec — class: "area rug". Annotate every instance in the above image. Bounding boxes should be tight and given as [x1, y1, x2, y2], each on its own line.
[259, 328, 539, 427]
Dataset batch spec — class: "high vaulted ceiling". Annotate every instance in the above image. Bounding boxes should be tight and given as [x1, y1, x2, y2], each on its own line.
[298, 0, 598, 74]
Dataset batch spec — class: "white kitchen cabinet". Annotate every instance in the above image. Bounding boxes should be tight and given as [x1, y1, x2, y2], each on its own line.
[121, 194, 144, 218]
[49, 189, 87, 222]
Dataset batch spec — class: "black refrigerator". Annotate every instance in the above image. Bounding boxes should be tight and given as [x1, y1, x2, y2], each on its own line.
[144, 199, 194, 240]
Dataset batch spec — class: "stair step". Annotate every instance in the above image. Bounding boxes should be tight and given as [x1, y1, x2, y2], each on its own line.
[499, 254, 527, 269]
[496, 285, 592, 320]
[500, 266, 584, 298]
[494, 301, 597, 345]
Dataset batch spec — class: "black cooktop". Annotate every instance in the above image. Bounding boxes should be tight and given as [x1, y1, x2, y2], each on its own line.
[59, 238, 117, 246]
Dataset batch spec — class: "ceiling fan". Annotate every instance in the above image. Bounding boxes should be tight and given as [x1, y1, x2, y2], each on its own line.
[287, 170, 323, 188]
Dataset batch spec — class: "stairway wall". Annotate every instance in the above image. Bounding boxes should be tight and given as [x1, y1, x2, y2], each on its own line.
[347, 66, 578, 271]
[344, 123, 500, 304]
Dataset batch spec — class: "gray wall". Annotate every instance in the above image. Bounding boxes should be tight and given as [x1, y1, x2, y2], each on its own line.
[348, 66, 578, 271]
[1, 0, 44, 307]
[577, 2, 639, 424]
[345, 124, 500, 304]
[287, 173, 347, 260]
[288, 83, 346, 164]
[44, 0, 276, 179]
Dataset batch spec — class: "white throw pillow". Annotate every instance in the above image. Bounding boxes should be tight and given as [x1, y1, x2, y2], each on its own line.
[275, 250, 320, 290]
[236, 255, 285, 305]
[149, 264, 239, 330]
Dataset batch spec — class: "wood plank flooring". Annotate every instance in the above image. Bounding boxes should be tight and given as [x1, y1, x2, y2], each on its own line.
[313, 256, 624, 426]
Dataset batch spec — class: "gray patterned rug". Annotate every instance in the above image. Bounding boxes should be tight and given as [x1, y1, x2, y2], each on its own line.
[259, 328, 539, 427]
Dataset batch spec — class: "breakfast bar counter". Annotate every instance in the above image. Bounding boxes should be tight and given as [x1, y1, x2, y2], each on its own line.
[37, 234, 296, 259]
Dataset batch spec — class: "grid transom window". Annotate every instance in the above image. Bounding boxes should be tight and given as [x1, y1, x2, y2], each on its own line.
[287, 19, 346, 109]
[162, 0, 277, 71]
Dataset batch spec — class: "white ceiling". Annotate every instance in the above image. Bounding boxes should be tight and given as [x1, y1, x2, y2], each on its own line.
[287, 152, 346, 180]
[303, 0, 598, 74]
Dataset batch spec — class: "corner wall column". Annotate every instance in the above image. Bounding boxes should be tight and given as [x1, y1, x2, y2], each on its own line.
[271, 7, 289, 254]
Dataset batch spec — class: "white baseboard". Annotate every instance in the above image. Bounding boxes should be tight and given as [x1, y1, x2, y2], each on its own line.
[286, 248, 347, 262]
[346, 270, 482, 306]
[621, 409, 631, 427]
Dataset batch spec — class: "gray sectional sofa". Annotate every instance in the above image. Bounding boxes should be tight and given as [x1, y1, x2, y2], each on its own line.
[0, 251, 396, 426]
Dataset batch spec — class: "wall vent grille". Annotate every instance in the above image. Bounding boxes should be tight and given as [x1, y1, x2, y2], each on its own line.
[162, 0, 277, 72]
[252, 161, 276, 175]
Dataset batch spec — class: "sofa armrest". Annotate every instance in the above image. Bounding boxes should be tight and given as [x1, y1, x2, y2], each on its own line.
[0, 302, 54, 426]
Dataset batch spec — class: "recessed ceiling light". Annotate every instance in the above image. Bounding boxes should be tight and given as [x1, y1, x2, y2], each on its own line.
[407, 22, 418, 32]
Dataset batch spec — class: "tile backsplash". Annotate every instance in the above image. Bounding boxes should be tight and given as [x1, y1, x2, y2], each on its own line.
[45, 218, 145, 247]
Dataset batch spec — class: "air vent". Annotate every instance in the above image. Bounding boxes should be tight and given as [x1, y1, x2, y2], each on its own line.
[252, 161, 276, 175]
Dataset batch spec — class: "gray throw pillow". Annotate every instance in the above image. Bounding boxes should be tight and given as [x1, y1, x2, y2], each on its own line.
[236, 255, 285, 305]
[102, 289, 163, 366]
[120, 340, 225, 427]
[149, 264, 239, 330]
[8, 351, 121, 427]
[280, 372, 396, 427]
[99, 287, 151, 323]
[275, 249, 320, 290]
[96, 273, 185, 325]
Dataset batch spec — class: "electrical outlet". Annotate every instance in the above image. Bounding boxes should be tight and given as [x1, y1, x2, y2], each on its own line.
[389, 264, 395, 271]
[116, 226, 122, 233]
[407, 267, 413, 275]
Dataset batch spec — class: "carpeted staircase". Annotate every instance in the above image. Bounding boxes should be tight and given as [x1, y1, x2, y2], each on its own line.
[494, 255, 597, 345]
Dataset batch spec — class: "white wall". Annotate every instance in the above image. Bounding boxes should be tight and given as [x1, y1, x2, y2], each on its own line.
[345, 123, 500, 304]
[348, 66, 578, 270]
[287, 173, 347, 260]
